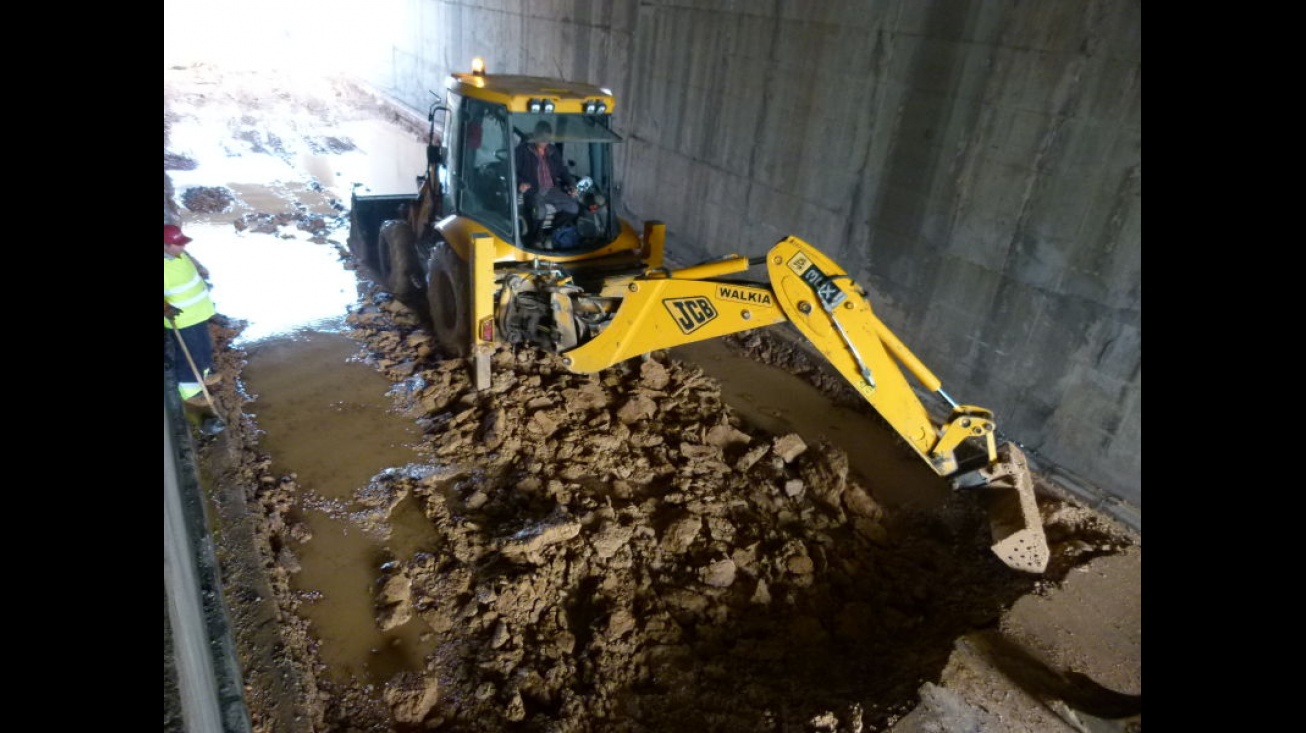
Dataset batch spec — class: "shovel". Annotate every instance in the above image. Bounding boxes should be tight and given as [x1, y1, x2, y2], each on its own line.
[168, 316, 226, 435]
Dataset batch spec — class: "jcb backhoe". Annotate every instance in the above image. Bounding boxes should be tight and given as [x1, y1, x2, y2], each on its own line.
[348, 59, 1049, 573]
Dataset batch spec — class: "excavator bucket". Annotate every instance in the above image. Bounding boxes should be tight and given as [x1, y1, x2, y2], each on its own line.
[964, 442, 1049, 573]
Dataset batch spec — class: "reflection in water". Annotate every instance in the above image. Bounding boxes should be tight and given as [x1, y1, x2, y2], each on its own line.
[167, 100, 426, 345]
[191, 233, 359, 346]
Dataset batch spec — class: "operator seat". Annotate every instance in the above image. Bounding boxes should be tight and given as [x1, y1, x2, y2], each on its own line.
[518, 192, 579, 249]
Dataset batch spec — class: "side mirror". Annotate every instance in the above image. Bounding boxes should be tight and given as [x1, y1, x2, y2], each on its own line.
[427, 144, 443, 166]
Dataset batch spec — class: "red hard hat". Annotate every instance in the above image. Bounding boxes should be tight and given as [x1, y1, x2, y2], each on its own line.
[164, 224, 193, 245]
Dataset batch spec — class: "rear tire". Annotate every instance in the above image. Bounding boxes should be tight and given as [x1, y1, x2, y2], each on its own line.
[427, 238, 471, 358]
[378, 221, 421, 303]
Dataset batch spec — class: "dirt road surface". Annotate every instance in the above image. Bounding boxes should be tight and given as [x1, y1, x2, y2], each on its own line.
[164, 64, 1140, 733]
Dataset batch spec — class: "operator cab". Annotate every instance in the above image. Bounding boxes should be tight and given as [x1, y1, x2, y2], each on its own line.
[445, 94, 622, 255]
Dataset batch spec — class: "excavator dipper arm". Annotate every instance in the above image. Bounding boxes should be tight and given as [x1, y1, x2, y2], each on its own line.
[558, 235, 1050, 573]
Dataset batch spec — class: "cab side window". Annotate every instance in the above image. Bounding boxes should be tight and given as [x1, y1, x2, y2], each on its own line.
[458, 99, 513, 239]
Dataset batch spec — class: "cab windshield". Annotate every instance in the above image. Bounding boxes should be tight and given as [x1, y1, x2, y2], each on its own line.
[451, 96, 621, 252]
[508, 113, 621, 252]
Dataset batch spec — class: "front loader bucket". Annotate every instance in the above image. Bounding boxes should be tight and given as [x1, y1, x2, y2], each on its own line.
[968, 443, 1049, 573]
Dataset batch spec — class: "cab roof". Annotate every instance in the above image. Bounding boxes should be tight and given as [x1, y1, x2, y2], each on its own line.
[448, 72, 617, 114]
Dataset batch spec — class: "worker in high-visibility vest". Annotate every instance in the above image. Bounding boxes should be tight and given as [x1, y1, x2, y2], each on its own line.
[163, 223, 220, 407]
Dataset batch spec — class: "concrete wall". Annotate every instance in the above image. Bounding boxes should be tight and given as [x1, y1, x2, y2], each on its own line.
[355, 0, 1142, 514]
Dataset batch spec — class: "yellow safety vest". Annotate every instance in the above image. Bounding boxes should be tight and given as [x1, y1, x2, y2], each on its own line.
[164, 252, 216, 329]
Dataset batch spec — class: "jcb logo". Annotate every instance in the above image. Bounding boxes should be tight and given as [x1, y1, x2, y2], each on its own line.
[664, 297, 718, 334]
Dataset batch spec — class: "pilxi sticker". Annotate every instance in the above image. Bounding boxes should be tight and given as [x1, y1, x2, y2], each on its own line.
[663, 297, 718, 334]
[787, 253, 846, 309]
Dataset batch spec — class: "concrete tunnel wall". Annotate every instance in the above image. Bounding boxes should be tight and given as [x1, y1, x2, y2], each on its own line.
[334, 0, 1142, 515]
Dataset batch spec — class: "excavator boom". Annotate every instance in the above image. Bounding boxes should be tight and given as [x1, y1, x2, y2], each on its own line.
[558, 236, 1050, 573]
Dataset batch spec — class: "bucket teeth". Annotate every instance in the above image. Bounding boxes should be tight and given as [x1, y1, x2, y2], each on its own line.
[976, 443, 1049, 573]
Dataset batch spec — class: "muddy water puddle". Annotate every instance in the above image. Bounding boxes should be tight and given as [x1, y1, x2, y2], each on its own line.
[240, 330, 442, 684]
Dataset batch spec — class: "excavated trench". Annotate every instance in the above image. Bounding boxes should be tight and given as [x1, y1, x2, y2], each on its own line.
[164, 65, 1140, 733]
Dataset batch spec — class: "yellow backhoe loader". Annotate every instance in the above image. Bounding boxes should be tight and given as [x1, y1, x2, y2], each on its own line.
[348, 59, 1049, 573]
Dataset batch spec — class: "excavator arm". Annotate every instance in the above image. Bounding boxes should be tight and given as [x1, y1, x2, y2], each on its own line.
[557, 235, 1050, 573]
